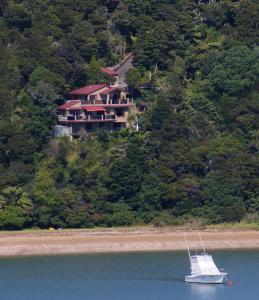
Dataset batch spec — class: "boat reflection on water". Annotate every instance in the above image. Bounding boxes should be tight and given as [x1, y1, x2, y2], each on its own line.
[190, 282, 224, 300]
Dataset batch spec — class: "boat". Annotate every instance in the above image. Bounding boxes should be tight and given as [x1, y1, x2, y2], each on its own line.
[184, 232, 227, 284]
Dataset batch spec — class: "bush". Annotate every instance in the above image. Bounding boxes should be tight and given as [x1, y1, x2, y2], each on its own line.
[242, 213, 259, 224]
[101, 203, 136, 227]
[0, 207, 27, 230]
[65, 211, 95, 228]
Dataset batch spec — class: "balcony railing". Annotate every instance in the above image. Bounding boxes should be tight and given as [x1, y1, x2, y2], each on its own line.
[58, 114, 116, 122]
[105, 114, 116, 120]
[58, 115, 84, 121]
[108, 99, 131, 105]
[82, 99, 133, 106]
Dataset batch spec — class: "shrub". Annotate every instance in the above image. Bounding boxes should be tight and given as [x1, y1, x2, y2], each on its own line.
[0, 207, 27, 230]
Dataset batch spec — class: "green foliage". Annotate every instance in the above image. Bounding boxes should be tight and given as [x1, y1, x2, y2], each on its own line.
[86, 56, 103, 84]
[126, 67, 142, 91]
[0, 0, 258, 229]
[235, 0, 259, 45]
[0, 186, 33, 229]
[101, 203, 135, 227]
[29, 66, 67, 94]
[0, 206, 27, 230]
[200, 172, 246, 223]
[145, 98, 173, 131]
[96, 129, 110, 144]
[107, 151, 144, 204]
[137, 174, 163, 211]
[26, 81, 58, 147]
[4, 3, 31, 30]
[206, 46, 259, 98]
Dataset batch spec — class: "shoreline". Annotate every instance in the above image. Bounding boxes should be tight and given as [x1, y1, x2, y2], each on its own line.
[0, 227, 259, 257]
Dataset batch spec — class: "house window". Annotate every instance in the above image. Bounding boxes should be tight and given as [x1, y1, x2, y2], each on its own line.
[101, 95, 107, 101]
[111, 93, 119, 100]
[116, 109, 124, 117]
[90, 95, 96, 101]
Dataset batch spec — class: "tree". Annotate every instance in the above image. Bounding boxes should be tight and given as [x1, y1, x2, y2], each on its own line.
[86, 56, 104, 84]
[0, 186, 33, 211]
[205, 46, 259, 98]
[0, 186, 33, 229]
[126, 67, 142, 91]
[0, 206, 27, 230]
[26, 81, 58, 147]
[107, 137, 148, 205]
[138, 174, 163, 211]
[200, 172, 246, 223]
[107, 158, 143, 203]
[4, 3, 31, 30]
[32, 164, 58, 227]
[0, 0, 258, 229]
[29, 66, 67, 94]
[235, 0, 259, 45]
[145, 98, 173, 131]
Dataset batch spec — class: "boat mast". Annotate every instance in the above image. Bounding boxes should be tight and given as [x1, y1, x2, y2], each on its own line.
[184, 232, 191, 260]
[197, 231, 206, 254]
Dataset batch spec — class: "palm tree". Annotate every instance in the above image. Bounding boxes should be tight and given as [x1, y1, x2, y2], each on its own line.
[0, 187, 33, 213]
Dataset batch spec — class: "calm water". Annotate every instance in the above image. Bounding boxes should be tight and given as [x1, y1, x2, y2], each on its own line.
[0, 250, 258, 300]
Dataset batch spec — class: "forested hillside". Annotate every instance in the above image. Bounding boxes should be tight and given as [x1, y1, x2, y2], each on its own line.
[0, 0, 258, 229]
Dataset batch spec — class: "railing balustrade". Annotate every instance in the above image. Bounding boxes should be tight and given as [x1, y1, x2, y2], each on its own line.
[109, 99, 131, 105]
[105, 114, 116, 120]
[58, 114, 116, 121]
[80, 99, 132, 106]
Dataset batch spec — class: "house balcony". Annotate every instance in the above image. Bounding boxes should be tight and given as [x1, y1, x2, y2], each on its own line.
[58, 114, 116, 123]
[81, 99, 133, 107]
[107, 99, 132, 105]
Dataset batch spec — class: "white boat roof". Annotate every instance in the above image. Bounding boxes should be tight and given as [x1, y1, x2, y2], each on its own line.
[190, 254, 221, 275]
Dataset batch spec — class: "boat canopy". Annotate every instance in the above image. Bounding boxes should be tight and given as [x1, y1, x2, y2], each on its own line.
[190, 254, 221, 276]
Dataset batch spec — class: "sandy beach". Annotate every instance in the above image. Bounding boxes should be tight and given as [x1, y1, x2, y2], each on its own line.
[0, 227, 259, 257]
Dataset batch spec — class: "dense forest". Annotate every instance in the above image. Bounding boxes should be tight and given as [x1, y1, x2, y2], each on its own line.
[0, 0, 258, 229]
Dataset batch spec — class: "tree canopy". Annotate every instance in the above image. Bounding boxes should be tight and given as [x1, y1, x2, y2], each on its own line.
[0, 0, 258, 229]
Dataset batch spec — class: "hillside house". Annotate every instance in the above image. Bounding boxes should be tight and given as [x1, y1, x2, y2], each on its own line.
[55, 84, 134, 138]
[53, 54, 135, 139]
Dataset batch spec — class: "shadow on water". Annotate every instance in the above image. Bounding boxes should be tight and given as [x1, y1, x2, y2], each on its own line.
[110, 276, 185, 283]
[140, 276, 185, 283]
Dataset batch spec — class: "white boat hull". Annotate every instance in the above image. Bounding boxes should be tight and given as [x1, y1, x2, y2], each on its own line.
[185, 274, 226, 284]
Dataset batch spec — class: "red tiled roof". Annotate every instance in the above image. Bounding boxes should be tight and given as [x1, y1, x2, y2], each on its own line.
[69, 84, 107, 95]
[82, 106, 106, 112]
[100, 87, 121, 95]
[101, 67, 119, 76]
[58, 100, 81, 110]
